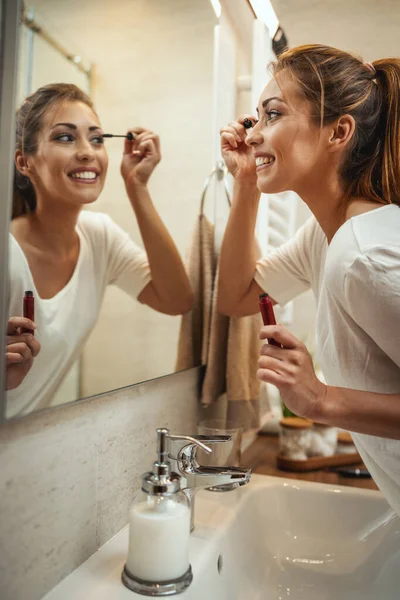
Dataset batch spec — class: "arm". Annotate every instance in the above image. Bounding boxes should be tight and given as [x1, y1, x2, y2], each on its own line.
[128, 182, 194, 315]
[258, 324, 400, 440]
[120, 128, 194, 315]
[218, 179, 266, 316]
[217, 117, 313, 316]
[320, 386, 400, 440]
[217, 116, 266, 317]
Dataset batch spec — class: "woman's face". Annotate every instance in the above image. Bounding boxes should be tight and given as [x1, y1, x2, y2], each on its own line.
[246, 73, 329, 196]
[22, 100, 108, 210]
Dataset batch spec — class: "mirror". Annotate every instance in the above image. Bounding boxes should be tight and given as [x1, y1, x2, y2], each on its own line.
[5, 0, 218, 419]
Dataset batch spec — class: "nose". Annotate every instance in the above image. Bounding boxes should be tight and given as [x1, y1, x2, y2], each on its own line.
[245, 122, 263, 147]
[76, 138, 95, 162]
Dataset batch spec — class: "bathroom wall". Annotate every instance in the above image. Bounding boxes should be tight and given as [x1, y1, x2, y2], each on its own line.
[0, 366, 201, 600]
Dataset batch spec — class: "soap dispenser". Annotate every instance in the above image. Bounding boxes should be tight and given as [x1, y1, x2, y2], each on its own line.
[122, 428, 192, 596]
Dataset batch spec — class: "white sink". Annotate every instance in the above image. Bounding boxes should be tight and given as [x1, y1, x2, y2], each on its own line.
[43, 474, 400, 600]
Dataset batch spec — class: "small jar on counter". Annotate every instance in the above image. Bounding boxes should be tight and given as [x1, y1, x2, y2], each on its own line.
[279, 417, 313, 460]
[309, 422, 338, 457]
[336, 431, 356, 454]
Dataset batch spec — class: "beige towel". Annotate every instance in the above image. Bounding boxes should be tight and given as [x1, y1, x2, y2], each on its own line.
[175, 214, 215, 370]
[176, 215, 261, 431]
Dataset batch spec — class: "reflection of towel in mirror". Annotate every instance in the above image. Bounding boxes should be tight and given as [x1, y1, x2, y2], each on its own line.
[175, 214, 261, 431]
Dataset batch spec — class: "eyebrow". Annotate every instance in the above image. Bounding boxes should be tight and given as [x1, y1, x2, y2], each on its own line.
[50, 122, 102, 131]
[256, 96, 286, 113]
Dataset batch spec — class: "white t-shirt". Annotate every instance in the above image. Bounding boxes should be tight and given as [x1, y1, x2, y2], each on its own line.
[255, 204, 400, 516]
[7, 211, 151, 418]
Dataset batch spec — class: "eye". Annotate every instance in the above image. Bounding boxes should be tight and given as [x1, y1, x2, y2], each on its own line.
[55, 133, 74, 142]
[266, 110, 281, 122]
[91, 136, 104, 145]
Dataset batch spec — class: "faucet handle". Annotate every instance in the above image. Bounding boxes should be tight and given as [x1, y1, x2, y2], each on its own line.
[192, 434, 232, 445]
[168, 433, 213, 457]
[168, 433, 233, 465]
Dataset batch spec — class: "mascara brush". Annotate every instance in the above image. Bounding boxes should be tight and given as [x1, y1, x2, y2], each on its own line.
[103, 132, 135, 141]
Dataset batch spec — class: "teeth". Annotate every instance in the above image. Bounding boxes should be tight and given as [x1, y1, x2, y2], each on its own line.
[256, 156, 275, 167]
[70, 171, 97, 179]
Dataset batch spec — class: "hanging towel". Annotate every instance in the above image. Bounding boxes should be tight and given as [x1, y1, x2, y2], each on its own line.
[175, 213, 215, 370]
[175, 169, 261, 431]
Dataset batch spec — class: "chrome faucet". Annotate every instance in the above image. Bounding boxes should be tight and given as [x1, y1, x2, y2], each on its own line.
[167, 432, 252, 531]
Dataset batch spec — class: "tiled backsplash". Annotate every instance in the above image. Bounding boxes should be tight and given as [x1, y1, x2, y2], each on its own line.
[0, 367, 201, 600]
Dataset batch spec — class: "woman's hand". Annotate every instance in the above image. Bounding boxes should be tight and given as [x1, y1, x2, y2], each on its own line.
[220, 115, 257, 181]
[258, 324, 327, 421]
[120, 128, 161, 192]
[6, 317, 41, 390]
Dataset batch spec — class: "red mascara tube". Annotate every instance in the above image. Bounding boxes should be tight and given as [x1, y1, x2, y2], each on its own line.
[259, 293, 280, 346]
[22, 290, 34, 335]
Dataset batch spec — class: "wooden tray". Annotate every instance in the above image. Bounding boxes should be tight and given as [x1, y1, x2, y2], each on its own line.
[276, 451, 362, 472]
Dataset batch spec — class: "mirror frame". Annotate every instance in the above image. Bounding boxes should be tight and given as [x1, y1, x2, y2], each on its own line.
[0, 0, 21, 423]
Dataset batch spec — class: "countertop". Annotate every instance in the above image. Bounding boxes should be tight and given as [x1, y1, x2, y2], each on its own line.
[241, 433, 378, 491]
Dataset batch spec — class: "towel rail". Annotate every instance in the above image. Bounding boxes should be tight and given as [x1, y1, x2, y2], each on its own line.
[200, 160, 231, 216]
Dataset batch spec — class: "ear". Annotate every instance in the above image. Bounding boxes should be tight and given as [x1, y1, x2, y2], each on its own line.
[327, 114, 356, 153]
[15, 150, 32, 177]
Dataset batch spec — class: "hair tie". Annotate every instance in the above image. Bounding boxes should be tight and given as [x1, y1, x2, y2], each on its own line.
[365, 62, 376, 76]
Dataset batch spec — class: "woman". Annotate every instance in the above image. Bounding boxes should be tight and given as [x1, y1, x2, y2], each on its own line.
[6, 83, 193, 417]
[218, 45, 400, 515]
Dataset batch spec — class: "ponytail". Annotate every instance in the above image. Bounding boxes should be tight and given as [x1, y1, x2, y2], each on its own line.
[13, 167, 37, 219]
[374, 58, 400, 204]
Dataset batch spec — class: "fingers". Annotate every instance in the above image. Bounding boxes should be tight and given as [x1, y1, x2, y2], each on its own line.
[257, 368, 285, 386]
[7, 317, 37, 336]
[136, 138, 158, 160]
[6, 341, 33, 363]
[220, 115, 257, 147]
[6, 352, 23, 365]
[6, 333, 41, 357]
[258, 353, 297, 378]
[220, 124, 244, 148]
[221, 124, 242, 143]
[123, 129, 161, 157]
[220, 130, 241, 149]
[259, 324, 302, 350]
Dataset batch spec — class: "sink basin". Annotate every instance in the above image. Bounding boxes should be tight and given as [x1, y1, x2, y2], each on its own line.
[43, 474, 400, 600]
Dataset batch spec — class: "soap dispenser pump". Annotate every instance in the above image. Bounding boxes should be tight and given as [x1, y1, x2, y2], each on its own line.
[122, 428, 193, 596]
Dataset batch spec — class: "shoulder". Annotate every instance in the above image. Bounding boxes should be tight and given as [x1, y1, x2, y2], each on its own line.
[8, 234, 31, 312]
[333, 204, 400, 264]
[8, 233, 26, 271]
[77, 210, 127, 247]
[351, 204, 400, 253]
[77, 210, 115, 235]
[289, 216, 326, 271]
[327, 205, 400, 295]
[283, 216, 325, 256]
[298, 215, 324, 242]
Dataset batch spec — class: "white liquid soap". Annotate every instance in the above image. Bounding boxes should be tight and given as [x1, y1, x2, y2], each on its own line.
[126, 496, 190, 582]
[122, 428, 195, 595]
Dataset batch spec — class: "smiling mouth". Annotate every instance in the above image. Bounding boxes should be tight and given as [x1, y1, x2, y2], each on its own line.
[255, 156, 275, 170]
[68, 171, 100, 183]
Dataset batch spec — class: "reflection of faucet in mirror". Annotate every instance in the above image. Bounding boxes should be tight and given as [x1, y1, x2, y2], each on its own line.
[6, 82, 194, 419]
[167, 432, 252, 531]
